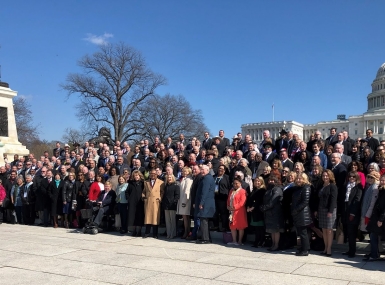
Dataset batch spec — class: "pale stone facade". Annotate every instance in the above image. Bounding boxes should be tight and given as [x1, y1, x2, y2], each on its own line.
[241, 62, 385, 144]
[0, 83, 29, 163]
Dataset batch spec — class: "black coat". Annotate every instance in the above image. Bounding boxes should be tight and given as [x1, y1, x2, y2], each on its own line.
[162, 182, 180, 211]
[126, 180, 145, 227]
[20, 183, 35, 205]
[318, 184, 338, 213]
[34, 176, 50, 211]
[62, 180, 77, 203]
[344, 184, 363, 225]
[366, 189, 385, 235]
[213, 174, 231, 201]
[247, 188, 266, 223]
[48, 180, 64, 216]
[76, 180, 90, 209]
[291, 185, 312, 227]
[190, 174, 202, 216]
[260, 185, 284, 230]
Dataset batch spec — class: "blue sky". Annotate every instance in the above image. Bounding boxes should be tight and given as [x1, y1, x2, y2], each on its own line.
[2, 1, 385, 142]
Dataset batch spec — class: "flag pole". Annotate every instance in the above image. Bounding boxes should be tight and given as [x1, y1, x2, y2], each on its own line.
[272, 103, 274, 122]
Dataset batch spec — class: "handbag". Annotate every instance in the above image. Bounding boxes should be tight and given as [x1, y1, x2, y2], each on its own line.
[2, 197, 11, 209]
[335, 219, 344, 244]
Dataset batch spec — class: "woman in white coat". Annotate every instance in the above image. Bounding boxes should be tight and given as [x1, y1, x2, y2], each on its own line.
[177, 167, 193, 238]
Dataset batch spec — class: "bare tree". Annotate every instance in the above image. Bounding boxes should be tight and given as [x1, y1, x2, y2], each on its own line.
[61, 127, 90, 144]
[137, 94, 209, 143]
[61, 42, 166, 142]
[13, 96, 40, 148]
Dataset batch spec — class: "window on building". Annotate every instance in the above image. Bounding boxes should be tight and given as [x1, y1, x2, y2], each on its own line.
[380, 128, 384, 134]
[355, 123, 357, 126]
[355, 130, 357, 135]
[380, 137, 383, 142]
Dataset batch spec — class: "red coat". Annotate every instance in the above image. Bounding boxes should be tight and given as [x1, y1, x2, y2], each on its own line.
[0, 185, 6, 202]
[88, 182, 102, 201]
[227, 188, 248, 230]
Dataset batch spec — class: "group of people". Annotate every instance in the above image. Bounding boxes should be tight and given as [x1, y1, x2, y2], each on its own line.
[0, 128, 384, 260]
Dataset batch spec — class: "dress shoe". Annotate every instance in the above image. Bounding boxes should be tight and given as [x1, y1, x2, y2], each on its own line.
[326, 253, 332, 257]
[153, 235, 158, 239]
[296, 251, 309, 256]
[136, 232, 142, 237]
[342, 252, 351, 255]
[196, 240, 210, 244]
[320, 252, 327, 255]
[363, 256, 379, 262]
[143, 234, 150, 238]
[186, 236, 197, 241]
[132, 231, 137, 236]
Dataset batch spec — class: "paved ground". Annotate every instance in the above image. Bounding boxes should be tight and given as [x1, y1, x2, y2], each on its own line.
[0, 224, 384, 285]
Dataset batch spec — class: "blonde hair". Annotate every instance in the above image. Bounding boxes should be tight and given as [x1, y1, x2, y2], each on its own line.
[254, 176, 266, 189]
[165, 174, 176, 184]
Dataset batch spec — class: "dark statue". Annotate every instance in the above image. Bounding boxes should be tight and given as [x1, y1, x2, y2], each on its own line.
[89, 127, 114, 149]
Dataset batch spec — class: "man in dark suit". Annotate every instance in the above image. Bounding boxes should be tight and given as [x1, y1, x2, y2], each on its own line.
[249, 153, 269, 178]
[331, 153, 348, 217]
[165, 137, 175, 150]
[262, 143, 278, 166]
[306, 131, 323, 153]
[293, 141, 312, 164]
[53, 142, 62, 157]
[149, 137, 160, 153]
[275, 129, 289, 153]
[218, 130, 230, 156]
[259, 130, 276, 154]
[239, 134, 252, 153]
[93, 181, 117, 230]
[205, 150, 219, 174]
[343, 131, 356, 150]
[332, 132, 351, 155]
[365, 129, 380, 151]
[114, 156, 130, 175]
[202, 132, 212, 150]
[71, 154, 85, 172]
[187, 165, 202, 241]
[279, 149, 294, 171]
[97, 150, 110, 168]
[324, 127, 338, 150]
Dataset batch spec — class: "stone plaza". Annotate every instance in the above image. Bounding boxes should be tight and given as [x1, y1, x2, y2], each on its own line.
[0, 223, 384, 285]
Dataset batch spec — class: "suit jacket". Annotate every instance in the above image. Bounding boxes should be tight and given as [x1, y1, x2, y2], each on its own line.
[275, 138, 289, 153]
[341, 154, 352, 166]
[366, 137, 380, 152]
[71, 160, 84, 171]
[281, 159, 294, 171]
[344, 183, 363, 224]
[206, 158, 220, 175]
[324, 135, 338, 150]
[97, 190, 117, 211]
[194, 174, 216, 218]
[263, 152, 278, 166]
[202, 138, 212, 150]
[114, 163, 130, 175]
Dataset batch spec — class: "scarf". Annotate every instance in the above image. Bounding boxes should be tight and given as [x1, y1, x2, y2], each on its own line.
[345, 182, 355, 202]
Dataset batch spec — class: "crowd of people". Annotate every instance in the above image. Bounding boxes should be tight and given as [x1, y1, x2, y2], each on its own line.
[0, 128, 385, 260]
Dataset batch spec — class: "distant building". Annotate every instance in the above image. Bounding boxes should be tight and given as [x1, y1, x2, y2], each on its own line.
[241, 62, 385, 143]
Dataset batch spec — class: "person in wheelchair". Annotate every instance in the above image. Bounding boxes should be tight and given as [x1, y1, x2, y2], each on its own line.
[92, 181, 116, 231]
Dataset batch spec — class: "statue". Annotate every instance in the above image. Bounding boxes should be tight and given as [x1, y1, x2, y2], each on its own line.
[89, 127, 115, 149]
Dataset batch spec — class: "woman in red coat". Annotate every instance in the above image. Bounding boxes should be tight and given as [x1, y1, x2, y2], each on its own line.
[227, 177, 248, 245]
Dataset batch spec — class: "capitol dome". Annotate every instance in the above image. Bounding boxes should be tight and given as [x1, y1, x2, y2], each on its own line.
[376, 63, 385, 80]
[367, 62, 385, 112]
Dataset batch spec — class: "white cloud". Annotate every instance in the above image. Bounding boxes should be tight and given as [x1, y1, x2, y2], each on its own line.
[83, 33, 113, 45]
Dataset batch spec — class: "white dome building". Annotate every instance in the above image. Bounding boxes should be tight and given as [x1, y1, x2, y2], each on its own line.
[241, 62, 385, 143]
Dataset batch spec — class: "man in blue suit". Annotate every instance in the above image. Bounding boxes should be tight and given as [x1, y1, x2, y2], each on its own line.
[194, 165, 216, 244]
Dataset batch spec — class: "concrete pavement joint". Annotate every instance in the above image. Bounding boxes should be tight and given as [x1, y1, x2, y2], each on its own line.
[0, 265, 122, 285]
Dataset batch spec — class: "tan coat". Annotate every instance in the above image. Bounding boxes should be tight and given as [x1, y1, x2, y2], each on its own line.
[142, 179, 165, 225]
